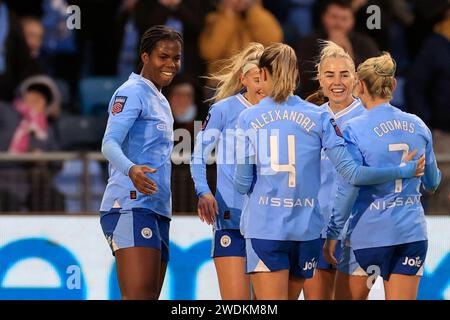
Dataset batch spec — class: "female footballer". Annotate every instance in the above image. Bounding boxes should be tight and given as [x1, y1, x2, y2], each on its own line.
[190, 42, 265, 300]
[304, 41, 365, 300]
[99, 25, 182, 300]
[324, 53, 441, 300]
[233, 43, 424, 300]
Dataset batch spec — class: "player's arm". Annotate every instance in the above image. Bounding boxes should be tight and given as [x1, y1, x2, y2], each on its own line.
[101, 92, 157, 195]
[323, 117, 424, 185]
[190, 107, 223, 224]
[324, 175, 360, 265]
[234, 116, 256, 195]
[421, 124, 441, 192]
[326, 145, 423, 185]
[101, 93, 140, 176]
[324, 141, 361, 265]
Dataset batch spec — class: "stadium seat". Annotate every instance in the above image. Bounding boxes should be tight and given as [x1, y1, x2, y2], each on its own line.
[79, 77, 122, 115]
[57, 114, 107, 151]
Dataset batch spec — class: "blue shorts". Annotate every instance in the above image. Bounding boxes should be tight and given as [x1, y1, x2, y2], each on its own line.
[337, 242, 367, 276]
[100, 208, 170, 262]
[317, 238, 342, 270]
[212, 229, 246, 258]
[353, 240, 427, 281]
[246, 238, 322, 279]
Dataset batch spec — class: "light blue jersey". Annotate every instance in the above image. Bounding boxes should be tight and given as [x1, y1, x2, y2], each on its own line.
[237, 96, 345, 241]
[100, 73, 174, 218]
[318, 99, 365, 238]
[191, 93, 252, 229]
[332, 103, 439, 250]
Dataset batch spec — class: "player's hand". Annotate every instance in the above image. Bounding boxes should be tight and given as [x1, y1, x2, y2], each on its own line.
[323, 239, 338, 266]
[404, 150, 425, 177]
[129, 165, 158, 195]
[197, 193, 218, 225]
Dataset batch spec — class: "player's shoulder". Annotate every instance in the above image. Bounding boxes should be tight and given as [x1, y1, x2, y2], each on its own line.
[395, 108, 431, 134]
[292, 95, 322, 111]
[210, 94, 238, 114]
[114, 76, 149, 101]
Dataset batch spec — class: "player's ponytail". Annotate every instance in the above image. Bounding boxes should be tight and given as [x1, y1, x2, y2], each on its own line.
[259, 43, 298, 103]
[357, 52, 396, 100]
[206, 42, 264, 103]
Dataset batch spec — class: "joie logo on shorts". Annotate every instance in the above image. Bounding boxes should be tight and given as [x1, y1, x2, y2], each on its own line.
[402, 256, 423, 268]
[220, 235, 231, 248]
[302, 258, 317, 271]
[141, 227, 153, 239]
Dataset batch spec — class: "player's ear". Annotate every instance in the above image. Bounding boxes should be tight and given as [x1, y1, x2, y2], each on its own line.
[141, 52, 149, 64]
[392, 78, 397, 92]
[240, 73, 246, 86]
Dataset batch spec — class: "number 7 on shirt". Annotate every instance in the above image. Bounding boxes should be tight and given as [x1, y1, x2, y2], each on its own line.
[388, 143, 409, 193]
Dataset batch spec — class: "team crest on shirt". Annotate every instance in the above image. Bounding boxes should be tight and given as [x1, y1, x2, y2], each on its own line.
[201, 113, 211, 131]
[220, 235, 231, 248]
[330, 118, 343, 137]
[112, 96, 128, 115]
[141, 227, 153, 239]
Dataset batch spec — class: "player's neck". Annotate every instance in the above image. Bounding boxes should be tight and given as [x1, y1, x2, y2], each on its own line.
[329, 96, 354, 114]
[140, 70, 162, 91]
[244, 92, 259, 105]
[364, 98, 390, 110]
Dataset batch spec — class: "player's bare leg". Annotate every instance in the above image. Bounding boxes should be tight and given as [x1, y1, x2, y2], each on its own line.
[334, 271, 370, 300]
[288, 275, 305, 300]
[214, 257, 251, 300]
[251, 270, 289, 300]
[303, 269, 337, 300]
[115, 247, 162, 300]
[158, 261, 168, 297]
[384, 274, 421, 300]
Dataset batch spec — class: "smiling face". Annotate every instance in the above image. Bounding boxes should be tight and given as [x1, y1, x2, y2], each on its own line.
[241, 67, 265, 103]
[141, 39, 182, 89]
[319, 57, 356, 106]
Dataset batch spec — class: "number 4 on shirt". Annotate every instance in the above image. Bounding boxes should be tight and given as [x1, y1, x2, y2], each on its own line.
[270, 135, 296, 188]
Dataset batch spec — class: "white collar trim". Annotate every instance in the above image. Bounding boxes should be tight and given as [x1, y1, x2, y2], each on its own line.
[327, 99, 359, 119]
[236, 93, 253, 109]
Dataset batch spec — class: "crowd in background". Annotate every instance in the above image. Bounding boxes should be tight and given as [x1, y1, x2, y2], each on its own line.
[0, 0, 448, 213]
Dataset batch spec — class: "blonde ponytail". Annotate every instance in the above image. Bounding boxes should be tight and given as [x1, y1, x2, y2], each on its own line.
[206, 42, 264, 103]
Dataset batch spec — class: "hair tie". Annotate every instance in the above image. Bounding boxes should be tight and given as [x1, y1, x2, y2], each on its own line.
[373, 59, 396, 77]
[242, 61, 259, 75]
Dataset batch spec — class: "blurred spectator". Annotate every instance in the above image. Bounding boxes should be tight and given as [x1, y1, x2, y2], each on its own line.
[199, 0, 283, 89]
[407, 0, 450, 60]
[0, 76, 64, 211]
[264, 0, 316, 45]
[352, 0, 414, 50]
[116, 0, 207, 84]
[21, 16, 45, 59]
[0, 0, 39, 102]
[352, 0, 414, 73]
[164, 74, 198, 136]
[68, 0, 122, 76]
[295, 0, 379, 98]
[40, 0, 78, 102]
[405, 5, 450, 214]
